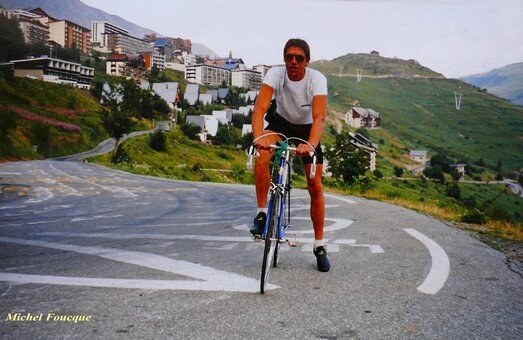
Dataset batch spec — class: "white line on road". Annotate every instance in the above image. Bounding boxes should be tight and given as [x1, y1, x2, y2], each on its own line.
[403, 228, 450, 295]
[232, 217, 353, 234]
[0, 237, 277, 293]
[324, 193, 357, 204]
[25, 188, 54, 204]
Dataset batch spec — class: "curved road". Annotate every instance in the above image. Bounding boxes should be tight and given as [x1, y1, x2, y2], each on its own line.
[0, 161, 521, 338]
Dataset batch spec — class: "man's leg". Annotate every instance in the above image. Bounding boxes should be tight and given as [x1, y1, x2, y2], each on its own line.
[251, 132, 280, 235]
[305, 163, 330, 272]
[304, 164, 325, 240]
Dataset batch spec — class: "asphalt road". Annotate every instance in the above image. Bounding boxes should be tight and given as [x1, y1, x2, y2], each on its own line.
[0, 160, 521, 339]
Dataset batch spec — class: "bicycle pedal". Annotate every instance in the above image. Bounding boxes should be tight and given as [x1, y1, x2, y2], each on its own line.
[278, 238, 287, 244]
[252, 235, 263, 242]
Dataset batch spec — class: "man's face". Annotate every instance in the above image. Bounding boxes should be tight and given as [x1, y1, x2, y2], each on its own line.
[284, 46, 308, 81]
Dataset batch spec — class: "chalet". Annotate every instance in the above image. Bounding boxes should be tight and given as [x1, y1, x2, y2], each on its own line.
[451, 163, 467, 181]
[409, 150, 428, 165]
[151, 82, 180, 109]
[184, 83, 200, 106]
[345, 107, 381, 129]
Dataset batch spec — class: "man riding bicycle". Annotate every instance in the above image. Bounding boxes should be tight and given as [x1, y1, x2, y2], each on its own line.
[250, 38, 330, 272]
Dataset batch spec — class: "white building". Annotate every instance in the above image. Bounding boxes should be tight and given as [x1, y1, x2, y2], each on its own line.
[212, 110, 233, 124]
[91, 21, 128, 51]
[164, 61, 185, 72]
[345, 107, 382, 129]
[253, 65, 271, 79]
[184, 83, 200, 106]
[199, 93, 213, 106]
[242, 124, 252, 136]
[409, 150, 428, 165]
[238, 105, 255, 116]
[185, 64, 230, 86]
[231, 69, 262, 89]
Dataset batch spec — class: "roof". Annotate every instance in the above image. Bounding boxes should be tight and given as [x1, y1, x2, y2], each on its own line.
[199, 93, 213, 105]
[152, 82, 179, 103]
[107, 54, 128, 62]
[409, 150, 427, 157]
[207, 90, 218, 101]
[154, 38, 170, 47]
[185, 83, 199, 94]
[352, 107, 380, 118]
[217, 88, 229, 99]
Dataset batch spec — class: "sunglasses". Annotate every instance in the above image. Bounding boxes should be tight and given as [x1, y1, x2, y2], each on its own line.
[284, 54, 306, 63]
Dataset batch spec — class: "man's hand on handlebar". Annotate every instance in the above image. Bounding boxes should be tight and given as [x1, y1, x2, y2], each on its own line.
[295, 143, 315, 157]
[254, 136, 273, 150]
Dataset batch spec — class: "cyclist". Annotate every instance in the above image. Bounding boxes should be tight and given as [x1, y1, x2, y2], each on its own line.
[250, 38, 330, 272]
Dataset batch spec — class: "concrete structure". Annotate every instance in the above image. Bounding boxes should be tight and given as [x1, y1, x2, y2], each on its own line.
[0, 9, 50, 45]
[348, 132, 378, 171]
[231, 69, 262, 89]
[253, 64, 271, 79]
[164, 61, 185, 72]
[104, 32, 151, 55]
[185, 64, 230, 86]
[345, 107, 382, 129]
[30, 8, 90, 53]
[91, 21, 128, 52]
[409, 150, 428, 165]
[106, 53, 146, 80]
[11, 56, 94, 89]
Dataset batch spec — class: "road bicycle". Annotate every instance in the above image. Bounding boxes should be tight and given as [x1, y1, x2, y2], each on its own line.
[247, 133, 317, 294]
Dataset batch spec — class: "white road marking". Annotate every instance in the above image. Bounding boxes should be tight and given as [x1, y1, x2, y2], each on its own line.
[324, 193, 357, 204]
[232, 217, 353, 234]
[25, 188, 54, 203]
[70, 214, 123, 222]
[291, 204, 340, 211]
[403, 228, 450, 295]
[0, 172, 22, 175]
[0, 237, 277, 293]
[34, 232, 383, 254]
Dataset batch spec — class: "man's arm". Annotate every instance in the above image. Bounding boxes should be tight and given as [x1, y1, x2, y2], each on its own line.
[251, 84, 275, 149]
[296, 94, 327, 155]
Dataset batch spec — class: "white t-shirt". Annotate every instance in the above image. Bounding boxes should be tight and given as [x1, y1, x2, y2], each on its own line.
[262, 66, 327, 124]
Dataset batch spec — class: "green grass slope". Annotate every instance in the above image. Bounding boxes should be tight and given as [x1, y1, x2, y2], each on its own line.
[311, 53, 444, 78]
[0, 77, 109, 161]
[327, 76, 523, 172]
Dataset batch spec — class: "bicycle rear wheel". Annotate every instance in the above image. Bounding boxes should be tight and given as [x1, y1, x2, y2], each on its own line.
[260, 193, 280, 294]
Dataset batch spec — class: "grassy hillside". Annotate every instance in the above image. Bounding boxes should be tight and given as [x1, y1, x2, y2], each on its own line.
[326, 76, 523, 172]
[0, 77, 108, 160]
[311, 53, 444, 78]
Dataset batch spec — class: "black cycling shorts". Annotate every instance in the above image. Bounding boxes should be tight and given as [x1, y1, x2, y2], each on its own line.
[265, 113, 324, 165]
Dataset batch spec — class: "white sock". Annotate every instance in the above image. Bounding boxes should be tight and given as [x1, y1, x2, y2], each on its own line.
[257, 208, 267, 215]
[314, 239, 324, 249]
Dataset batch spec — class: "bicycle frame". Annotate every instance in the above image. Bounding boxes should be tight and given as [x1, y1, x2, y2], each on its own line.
[262, 142, 292, 242]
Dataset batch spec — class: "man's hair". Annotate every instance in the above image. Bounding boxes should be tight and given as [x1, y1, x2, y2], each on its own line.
[284, 38, 310, 61]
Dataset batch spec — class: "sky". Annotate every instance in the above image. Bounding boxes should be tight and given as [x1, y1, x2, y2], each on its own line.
[80, 0, 523, 78]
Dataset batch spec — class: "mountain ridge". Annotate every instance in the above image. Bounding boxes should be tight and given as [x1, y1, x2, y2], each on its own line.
[459, 62, 523, 106]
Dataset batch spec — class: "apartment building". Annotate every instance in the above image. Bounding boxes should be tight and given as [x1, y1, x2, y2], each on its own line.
[105, 32, 151, 55]
[170, 38, 191, 53]
[0, 9, 50, 45]
[11, 56, 94, 89]
[185, 64, 230, 86]
[91, 21, 128, 51]
[231, 69, 262, 89]
[30, 8, 90, 53]
[253, 65, 271, 79]
[106, 53, 146, 80]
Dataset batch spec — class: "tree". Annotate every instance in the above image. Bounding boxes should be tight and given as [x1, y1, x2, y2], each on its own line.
[100, 86, 134, 158]
[0, 14, 27, 62]
[149, 130, 167, 152]
[180, 123, 201, 140]
[430, 153, 451, 173]
[324, 131, 368, 184]
[445, 182, 461, 199]
[394, 166, 404, 177]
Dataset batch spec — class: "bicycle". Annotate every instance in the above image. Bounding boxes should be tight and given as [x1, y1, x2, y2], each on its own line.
[247, 133, 317, 294]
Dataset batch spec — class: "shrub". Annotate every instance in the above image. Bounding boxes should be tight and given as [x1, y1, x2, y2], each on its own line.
[373, 169, 383, 179]
[149, 130, 167, 152]
[445, 182, 461, 199]
[394, 166, 404, 177]
[180, 123, 201, 140]
[461, 209, 486, 224]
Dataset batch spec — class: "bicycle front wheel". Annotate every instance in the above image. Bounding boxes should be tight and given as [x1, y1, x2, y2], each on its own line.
[260, 193, 280, 294]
